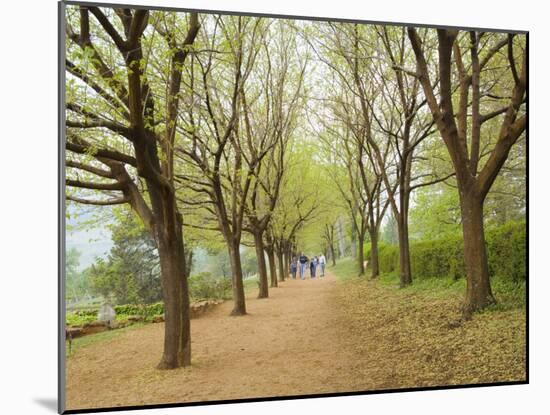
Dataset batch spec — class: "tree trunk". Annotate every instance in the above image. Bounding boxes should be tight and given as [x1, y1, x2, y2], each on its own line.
[460, 190, 495, 316]
[227, 239, 247, 315]
[369, 229, 380, 278]
[156, 214, 191, 369]
[283, 244, 290, 281]
[397, 210, 412, 287]
[397, 221, 412, 286]
[357, 230, 365, 276]
[266, 246, 278, 288]
[253, 231, 269, 299]
[351, 219, 357, 258]
[277, 248, 285, 282]
[330, 242, 336, 266]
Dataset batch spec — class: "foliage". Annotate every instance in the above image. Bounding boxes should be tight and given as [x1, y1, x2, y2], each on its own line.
[381, 215, 399, 246]
[368, 221, 526, 282]
[409, 182, 462, 240]
[188, 272, 232, 301]
[66, 311, 97, 326]
[87, 211, 162, 305]
[67, 272, 233, 326]
[66, 247, 91, 302]
[486, 221, 528, 283]
[114, 302, 164, 319]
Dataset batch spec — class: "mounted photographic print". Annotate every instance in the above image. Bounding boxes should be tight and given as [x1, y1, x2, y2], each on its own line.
[59, 0, 528, 413]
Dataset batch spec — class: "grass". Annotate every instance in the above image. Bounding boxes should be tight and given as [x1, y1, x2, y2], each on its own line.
[330, 256, 525, 311]
[243, 276, 260, 294]
[66, 323, 146, 358]
[331, 265, 526, 387]
[328, 258, 363, 282]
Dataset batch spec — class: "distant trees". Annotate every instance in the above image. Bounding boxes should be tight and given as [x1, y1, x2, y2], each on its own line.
[313, 23, 393, 277]
[66, 248, 90, 303]
[175, 17, 306, 309]
[242, 20, 306, 296]
[88, 212, 161, 305]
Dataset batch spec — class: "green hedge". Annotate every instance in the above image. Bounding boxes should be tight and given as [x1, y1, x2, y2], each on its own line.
[67, 273, 232, 325]
[486, 221, 527, 282]
[366, 221, 526, 281]
[114, 302, 164, 318]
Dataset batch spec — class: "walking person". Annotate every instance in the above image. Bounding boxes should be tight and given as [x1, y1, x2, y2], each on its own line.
[299, 253, 308, 280]
[310, 256, 318, 278]
[290, 256, 298, 279]
[319, 253, 326, 277]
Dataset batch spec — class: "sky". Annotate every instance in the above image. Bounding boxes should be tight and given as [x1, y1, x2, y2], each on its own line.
[66, 205, 113, 270]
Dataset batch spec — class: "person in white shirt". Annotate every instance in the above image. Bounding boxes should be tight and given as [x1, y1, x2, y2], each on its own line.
[318, 254, 326, 277]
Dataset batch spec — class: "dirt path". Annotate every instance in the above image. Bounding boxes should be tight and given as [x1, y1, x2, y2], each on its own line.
[66, 273, 359, 410]
[66, 271, 526, 411]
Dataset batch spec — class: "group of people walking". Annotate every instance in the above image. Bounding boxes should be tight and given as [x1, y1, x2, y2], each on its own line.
[290, 253, 326, 280]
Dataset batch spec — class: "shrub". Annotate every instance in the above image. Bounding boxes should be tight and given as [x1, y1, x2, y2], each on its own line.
[366, 221, 526, 281]
[66, 312, 96, 326]
[486, 221, 527, 282]
[66, 272, 233, 326]
[365, 243, 399, 274]
[114, 302, 164, 320]
[188, 272, 232, 300]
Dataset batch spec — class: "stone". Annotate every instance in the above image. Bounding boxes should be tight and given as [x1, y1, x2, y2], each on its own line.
[98, 303, 116, 328]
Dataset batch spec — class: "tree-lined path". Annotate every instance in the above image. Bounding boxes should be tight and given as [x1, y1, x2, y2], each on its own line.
[66, 269, 525, 410]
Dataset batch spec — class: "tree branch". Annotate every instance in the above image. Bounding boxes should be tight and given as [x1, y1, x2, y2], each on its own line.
[66, 138, 137, 167]
[66, 178, 126, 191]
[66, 194, 129, 206]
[66, 160, 113, 178]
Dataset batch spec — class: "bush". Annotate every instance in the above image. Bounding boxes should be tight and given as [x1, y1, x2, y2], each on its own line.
[367, 221, 526, 281]
[66, 272, 232, 326]
[188, 272, 232, 300]
[365, 243, 399, 274]
[114, 302, 164, 320]
[66, 312, 96, 326]
[486, 221, 527, 282]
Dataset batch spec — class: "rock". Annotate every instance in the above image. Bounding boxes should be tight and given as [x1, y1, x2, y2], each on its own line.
[98, 303, 116, 326]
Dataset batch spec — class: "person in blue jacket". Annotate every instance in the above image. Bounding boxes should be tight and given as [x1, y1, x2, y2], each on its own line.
[310, 256, 318, 278]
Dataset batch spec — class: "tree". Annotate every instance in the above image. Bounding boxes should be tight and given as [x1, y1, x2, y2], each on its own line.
[365, 26, 454, 286]
[65, 6, 200, 368]
[66, 247, 89, 303]
[241, 21, 306, 296]
[175, 15, 269, 315]
[88, 210, 162, 305]
[311, 23, 393, 277]
[407, 28, 526, 314]
[268, 143, 321, 271]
